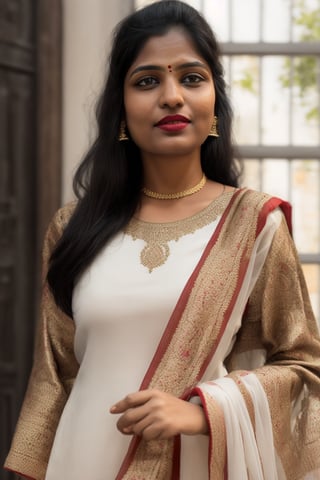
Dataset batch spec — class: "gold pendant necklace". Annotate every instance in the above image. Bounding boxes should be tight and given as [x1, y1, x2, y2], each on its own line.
[142, 173, 206, 200]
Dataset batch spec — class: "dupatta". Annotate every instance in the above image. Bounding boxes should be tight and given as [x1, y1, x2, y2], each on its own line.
[115, 189, 320, 480]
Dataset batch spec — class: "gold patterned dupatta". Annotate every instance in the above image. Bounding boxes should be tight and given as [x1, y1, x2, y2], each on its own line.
[115, 188, 320, 479]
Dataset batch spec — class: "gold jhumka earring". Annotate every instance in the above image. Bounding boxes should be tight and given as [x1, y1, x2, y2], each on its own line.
[208, 116, 219, 137]
[118, 121, 129, 141]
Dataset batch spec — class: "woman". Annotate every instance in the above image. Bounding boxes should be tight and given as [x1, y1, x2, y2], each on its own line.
[4, 1, 320, 479]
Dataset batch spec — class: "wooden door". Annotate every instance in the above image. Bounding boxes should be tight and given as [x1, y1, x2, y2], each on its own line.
[0, 1, 62, 478]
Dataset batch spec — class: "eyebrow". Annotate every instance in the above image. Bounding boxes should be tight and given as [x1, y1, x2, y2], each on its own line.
[129, 61, 208, 77]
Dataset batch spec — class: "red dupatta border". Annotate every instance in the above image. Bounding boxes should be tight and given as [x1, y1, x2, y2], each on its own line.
[192, 388, 228, 480]
[256, 196, 292, 237]
[115, 189, 291, 480]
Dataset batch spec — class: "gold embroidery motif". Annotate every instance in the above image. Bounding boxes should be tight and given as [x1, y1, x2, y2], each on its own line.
[140, 242, 170, 272]
[125, 191, 234, 272]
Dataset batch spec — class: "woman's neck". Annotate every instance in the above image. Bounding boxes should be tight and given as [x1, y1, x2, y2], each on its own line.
[141, 152, 203, 194]
[137, 180, 229, 223]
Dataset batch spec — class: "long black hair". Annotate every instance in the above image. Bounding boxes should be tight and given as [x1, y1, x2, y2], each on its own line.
[47, 0, 241, 317]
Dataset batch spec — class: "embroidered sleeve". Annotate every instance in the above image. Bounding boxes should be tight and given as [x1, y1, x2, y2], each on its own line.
[4, 203, 79, 480]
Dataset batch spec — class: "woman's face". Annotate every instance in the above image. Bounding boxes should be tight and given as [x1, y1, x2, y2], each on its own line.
[124, 28, 216, 160]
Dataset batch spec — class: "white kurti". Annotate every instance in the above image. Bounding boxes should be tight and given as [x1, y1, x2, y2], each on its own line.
[45, 199, 281, 480]
[45, 207, 223, 480]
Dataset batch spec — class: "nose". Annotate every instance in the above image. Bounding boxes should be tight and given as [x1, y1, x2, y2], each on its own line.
[159, 78, 184, 109]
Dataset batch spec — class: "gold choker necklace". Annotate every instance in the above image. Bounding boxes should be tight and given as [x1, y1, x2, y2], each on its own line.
[142, 174, 206, 200]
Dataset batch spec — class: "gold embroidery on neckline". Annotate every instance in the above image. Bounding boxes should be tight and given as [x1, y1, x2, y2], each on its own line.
[124, 191, 234, 272]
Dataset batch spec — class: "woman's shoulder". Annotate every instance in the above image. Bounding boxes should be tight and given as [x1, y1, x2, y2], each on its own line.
[234, 187, 291, 233]
[51, 200, 78, 228]
[235, 187, 289, 210]
[237, 186, 273, 202]
[44, 200, 78, 246]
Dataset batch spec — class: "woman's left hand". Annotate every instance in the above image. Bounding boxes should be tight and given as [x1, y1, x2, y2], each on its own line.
[110, 389, 208, 441]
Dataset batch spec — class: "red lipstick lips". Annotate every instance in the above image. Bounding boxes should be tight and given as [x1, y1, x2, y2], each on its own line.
[156, 114, 190, 132]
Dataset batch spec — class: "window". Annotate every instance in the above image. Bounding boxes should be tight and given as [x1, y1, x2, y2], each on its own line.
[135, 0, 320, 321]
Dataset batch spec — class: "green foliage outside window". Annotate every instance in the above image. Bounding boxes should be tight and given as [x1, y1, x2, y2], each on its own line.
[279, 0, 320, 121]
[236, 0, 320, 121]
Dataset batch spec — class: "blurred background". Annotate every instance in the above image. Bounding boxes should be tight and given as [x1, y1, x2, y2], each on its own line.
[0, 0, 319, 478]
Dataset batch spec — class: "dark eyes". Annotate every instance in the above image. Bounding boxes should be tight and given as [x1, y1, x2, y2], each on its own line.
[182, 74, 204, 84]
[135, 73, 205, 88]
[136, 77, 158, 87]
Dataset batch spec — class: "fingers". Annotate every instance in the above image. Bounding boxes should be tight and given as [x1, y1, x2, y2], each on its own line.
[130, 421, 167, 441]
[116, 404, 148, 433]
[110, 390, 157, 437]
[110, 389, 209, 440]
[110, 390, 152, 414]
[118, 411, 173, 440]
[110, 389, 171, 440]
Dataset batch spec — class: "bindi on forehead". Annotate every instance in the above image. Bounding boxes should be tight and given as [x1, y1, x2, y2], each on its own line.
[167, 65, 173, 72]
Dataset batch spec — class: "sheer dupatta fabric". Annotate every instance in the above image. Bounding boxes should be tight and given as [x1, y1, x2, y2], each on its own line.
[115, 189, 320, 480]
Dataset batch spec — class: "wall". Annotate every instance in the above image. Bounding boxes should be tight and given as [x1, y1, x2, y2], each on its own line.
[62, 0, 132, 202]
